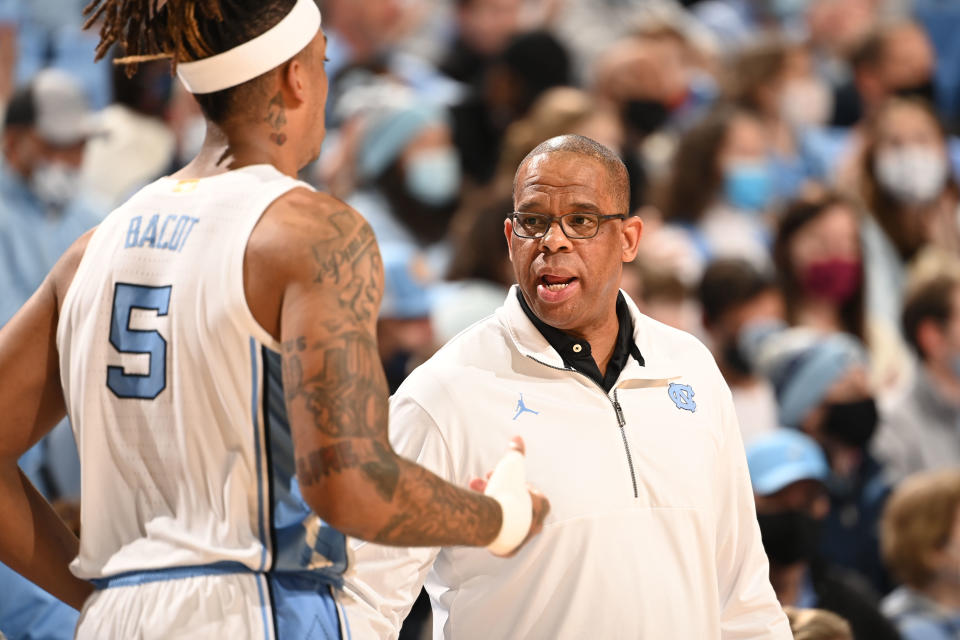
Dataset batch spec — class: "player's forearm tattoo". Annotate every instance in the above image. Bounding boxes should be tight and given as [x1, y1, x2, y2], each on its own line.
[296, 440, 399, 502]
[282, 206, 502, 546]
[372, 462, 502, 546]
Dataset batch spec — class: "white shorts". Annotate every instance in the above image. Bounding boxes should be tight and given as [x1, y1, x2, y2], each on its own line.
[75, 566, 349, 639]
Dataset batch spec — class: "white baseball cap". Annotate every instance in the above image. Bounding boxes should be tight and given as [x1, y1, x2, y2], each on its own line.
[4, 68, 102, 146]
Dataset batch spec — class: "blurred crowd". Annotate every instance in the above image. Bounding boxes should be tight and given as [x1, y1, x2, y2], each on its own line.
[3, 0, 960, 638]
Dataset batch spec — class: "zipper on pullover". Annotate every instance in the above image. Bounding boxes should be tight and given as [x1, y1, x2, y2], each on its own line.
[612, 389, 639, 499]
[526, 355, 640, 498]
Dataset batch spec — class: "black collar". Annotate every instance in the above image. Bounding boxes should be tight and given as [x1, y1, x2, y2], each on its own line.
[516, 288, 644, 392]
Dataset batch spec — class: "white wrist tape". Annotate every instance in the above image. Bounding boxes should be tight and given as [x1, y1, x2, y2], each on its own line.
[484, 449, 533, 555]
[176, 0, 322, 94]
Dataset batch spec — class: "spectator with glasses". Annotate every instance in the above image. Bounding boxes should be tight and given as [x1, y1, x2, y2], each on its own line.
[340, 134, 790, 638]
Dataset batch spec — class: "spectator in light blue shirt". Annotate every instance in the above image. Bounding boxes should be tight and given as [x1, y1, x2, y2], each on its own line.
[0, 67, 95, 640]
[0, 68, 104, 327]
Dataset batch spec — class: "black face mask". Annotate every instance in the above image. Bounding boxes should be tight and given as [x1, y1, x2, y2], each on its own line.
[623, 99, 670, 137]
[722, 340, 753, 377]
[894, 79, 937, 104]
[823, 398, 878, 448]
[757, 511, 821, 566]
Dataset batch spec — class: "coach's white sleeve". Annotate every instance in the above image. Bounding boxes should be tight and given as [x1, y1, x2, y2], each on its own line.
[339, 395, 452, 640]
[713, 383, 792, 639]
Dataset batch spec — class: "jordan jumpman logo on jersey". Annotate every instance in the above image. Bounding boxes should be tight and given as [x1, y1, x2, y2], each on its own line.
[513, 393, 539, 420]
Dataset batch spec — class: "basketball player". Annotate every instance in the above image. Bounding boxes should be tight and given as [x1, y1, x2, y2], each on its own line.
[0, 1, 547, 637]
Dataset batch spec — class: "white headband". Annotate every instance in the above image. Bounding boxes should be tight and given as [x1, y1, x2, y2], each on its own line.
[176, 0, 322, 95]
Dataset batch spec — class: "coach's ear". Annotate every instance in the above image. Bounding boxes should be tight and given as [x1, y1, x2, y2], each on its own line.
[504, 217, 515, 263]
[620, 216, 642, 262]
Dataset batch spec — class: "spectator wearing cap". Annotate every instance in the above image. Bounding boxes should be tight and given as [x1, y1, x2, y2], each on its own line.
[751, 326, 893, 595]
[880, 469, 960, 639]
[378, 243, 437, 394]
[344, 83, 462, 253]
[0, 68, 104, 326]
[698, 258, 784, 446]
[874, 273, 960, 482]
[748, 429, 899, 640]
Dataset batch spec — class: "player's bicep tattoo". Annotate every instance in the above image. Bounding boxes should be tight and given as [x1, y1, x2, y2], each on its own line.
[281, 205, 392, 491]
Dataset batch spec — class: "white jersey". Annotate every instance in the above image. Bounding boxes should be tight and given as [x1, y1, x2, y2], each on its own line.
[57, 165, 347, 587]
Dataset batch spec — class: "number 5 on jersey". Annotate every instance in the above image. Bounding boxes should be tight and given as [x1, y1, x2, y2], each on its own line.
[107, 283, 172, 400]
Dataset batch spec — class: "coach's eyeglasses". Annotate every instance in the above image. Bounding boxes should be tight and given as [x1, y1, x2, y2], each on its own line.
[509, 211, 628, 240]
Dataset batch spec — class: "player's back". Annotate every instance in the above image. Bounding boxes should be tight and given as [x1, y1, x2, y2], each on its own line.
[57, 165, 347, 589]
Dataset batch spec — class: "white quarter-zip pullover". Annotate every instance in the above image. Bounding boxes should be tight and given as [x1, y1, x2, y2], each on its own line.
[341, 287, 790, 639]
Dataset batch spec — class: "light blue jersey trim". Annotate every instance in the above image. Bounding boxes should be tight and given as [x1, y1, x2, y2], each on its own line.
[336, 585, 353, 640]
[256, 573, 272, 640]
[89, 561, 252, 589]
[250, 337, 268, 571]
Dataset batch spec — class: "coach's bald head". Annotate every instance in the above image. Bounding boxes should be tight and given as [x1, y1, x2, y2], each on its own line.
[513, 135, 630, 214]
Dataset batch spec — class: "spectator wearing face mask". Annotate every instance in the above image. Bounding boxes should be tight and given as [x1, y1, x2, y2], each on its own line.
[808, 20, 940, 184]
[592, 25, 712, 213]
[880, 469, 960, 639]
[723, 39, 830, 203]
[747, 429, 900, 640]
[339, 82, 464, 276]
[858, 97, 960, 330]
[873, 272, 960, 483]
[655, 104, 776, 282]
[698, 258, 784, 446]
[750, 326, 894, 595]
[0, 69, 104, 327]
[773, 191, 911, 394]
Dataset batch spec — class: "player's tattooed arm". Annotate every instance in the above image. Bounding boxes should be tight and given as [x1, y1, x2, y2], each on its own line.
[281, 201, 506, 547]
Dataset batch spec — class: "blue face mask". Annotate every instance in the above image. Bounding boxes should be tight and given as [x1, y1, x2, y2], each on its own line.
[723, 161, 774, 213]
[405, 148, 461, 206]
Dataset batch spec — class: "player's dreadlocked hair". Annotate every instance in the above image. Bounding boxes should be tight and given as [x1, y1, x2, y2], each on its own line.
[82, 0, 298, 122]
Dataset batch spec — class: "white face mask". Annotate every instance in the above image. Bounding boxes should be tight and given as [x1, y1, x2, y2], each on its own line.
[404, 147, 461, 206]
[874, 145, 949, 205]
[30, 162, 83, 211]
[780, 77, 833, 128]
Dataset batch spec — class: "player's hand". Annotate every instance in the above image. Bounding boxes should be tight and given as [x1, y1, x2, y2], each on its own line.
[470, 437, 550, 557]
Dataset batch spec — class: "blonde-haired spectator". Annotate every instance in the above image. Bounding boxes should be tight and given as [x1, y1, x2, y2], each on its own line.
[783, 607, 853, 640]
[881, 469, 960, 639]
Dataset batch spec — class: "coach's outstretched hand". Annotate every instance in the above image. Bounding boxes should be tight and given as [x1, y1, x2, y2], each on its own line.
[470, 437, 550, 557]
